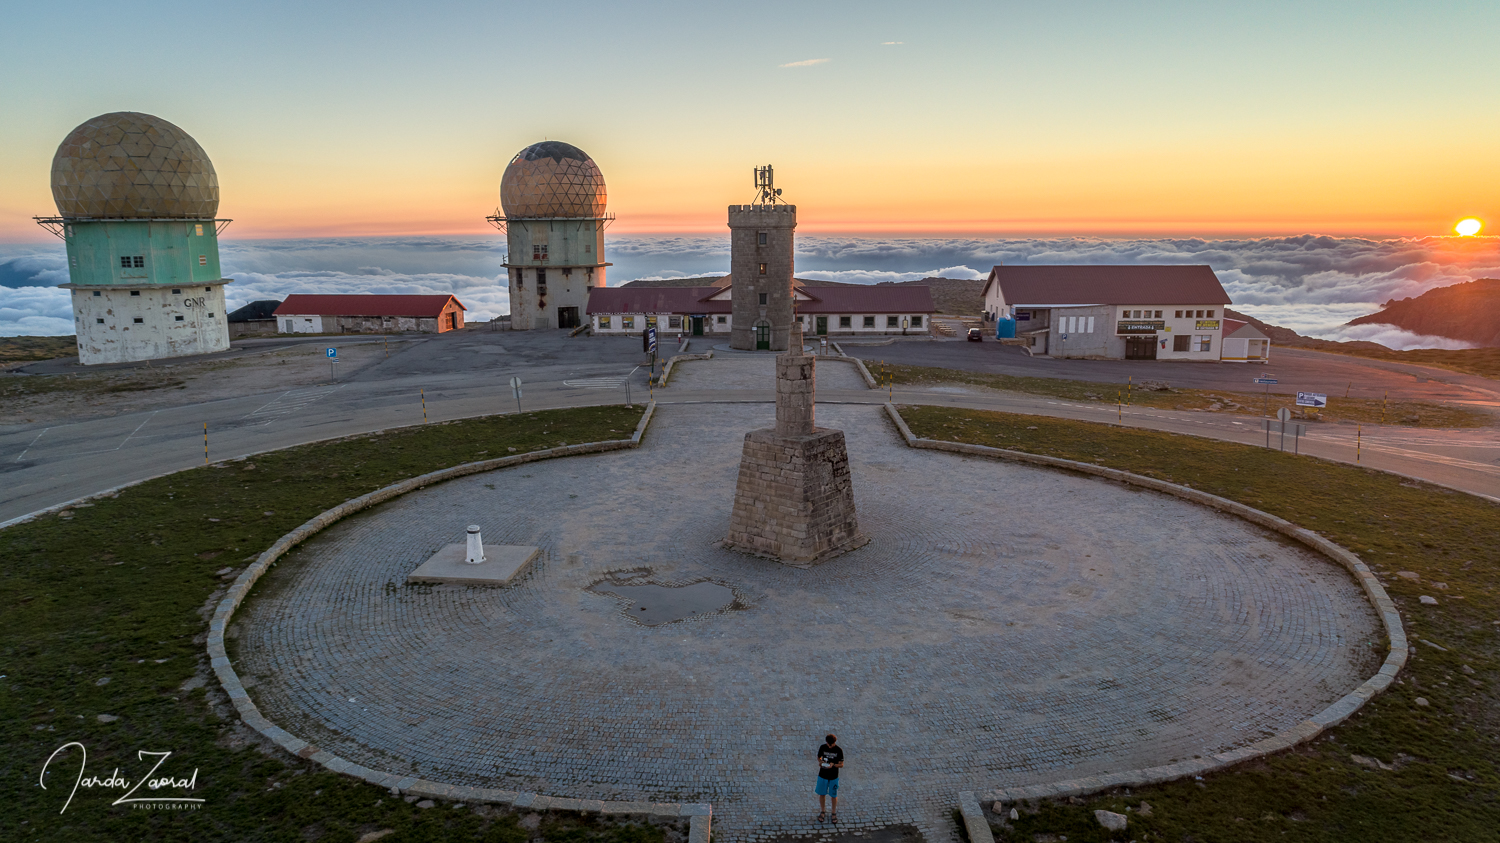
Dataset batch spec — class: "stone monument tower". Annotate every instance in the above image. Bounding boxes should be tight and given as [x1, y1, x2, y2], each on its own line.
[729, 166, 797, 351]
[724, 316, 864, 565]
[39, 112, 232, 365]
[488, 141, 611, 331]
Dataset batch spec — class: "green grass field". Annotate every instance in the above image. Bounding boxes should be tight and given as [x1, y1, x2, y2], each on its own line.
[899, 405, 1499, 842]
[877, 363, 1493, 429]
[0, 405, 654, 843]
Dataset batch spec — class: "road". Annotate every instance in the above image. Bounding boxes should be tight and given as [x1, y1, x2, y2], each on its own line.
[2, 330, 1497, 526]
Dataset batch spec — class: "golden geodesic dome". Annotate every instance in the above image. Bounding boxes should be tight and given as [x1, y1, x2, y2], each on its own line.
[499, 141, 606, 218]
[51, 112, 219, 219]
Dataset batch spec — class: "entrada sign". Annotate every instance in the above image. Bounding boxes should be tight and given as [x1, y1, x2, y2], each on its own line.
[1116, 320, 1165, 335]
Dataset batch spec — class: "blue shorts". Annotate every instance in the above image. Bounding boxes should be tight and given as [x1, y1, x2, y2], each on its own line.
[815, 776, 840, 797]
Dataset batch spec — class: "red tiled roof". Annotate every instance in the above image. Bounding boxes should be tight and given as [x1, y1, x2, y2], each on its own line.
[1222, 318, 1268, 340]
[587, 284, 935, 315]
[985, 265, 1231, 306]
[273, 294, 465, 318]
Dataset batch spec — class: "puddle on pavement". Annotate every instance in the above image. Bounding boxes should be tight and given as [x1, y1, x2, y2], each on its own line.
[588, 580, 736, 626]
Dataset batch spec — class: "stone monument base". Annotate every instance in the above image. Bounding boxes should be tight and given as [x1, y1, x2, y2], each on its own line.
[724, 427, 865, 566]
[407, 544, 539, 586]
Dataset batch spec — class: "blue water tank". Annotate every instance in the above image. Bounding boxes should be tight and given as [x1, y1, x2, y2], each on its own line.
[995, 317, 1016, 339]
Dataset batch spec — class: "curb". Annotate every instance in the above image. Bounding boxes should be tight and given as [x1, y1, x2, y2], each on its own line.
[879, 403, 1408, 812]
[660, 351, 714, 386]
[204, 402, 711, 828]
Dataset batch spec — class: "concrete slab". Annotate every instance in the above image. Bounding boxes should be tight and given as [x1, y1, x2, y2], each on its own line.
[406, 544, 538, 586]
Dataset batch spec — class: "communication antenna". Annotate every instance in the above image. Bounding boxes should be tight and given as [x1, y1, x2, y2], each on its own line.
[753, 165, 784, 205]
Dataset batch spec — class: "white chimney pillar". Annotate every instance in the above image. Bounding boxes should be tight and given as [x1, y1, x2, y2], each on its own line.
[465, 525, 485, 564]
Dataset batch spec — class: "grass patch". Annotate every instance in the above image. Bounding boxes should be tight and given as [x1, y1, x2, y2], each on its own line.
[900, 404, 1500, 842]
[1, 405, 643, 841]
[1312, 346, 1500, 382]
[0, 335, 77, 367]
[878, 363, 1493, 428]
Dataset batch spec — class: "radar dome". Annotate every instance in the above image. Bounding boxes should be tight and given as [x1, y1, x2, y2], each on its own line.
[51, 112, 219, 219]
[499, 141, 606, 218]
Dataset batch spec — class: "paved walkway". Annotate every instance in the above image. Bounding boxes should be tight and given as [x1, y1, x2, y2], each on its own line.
[233, 395, 1379, 841]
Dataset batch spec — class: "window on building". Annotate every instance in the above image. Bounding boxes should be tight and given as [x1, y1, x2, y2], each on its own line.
[133, 317, 144, 324]
[1174, 310, 1182, 318]
[533, 244, 548, 261]
[172, 289, 181, 294]
[175, 315, 184, 322]
[716, 315, 727, 324]
[305, 318, 313, 323]
[863, 316, 875, 328]
[1173, 335, 1190, 352]
[1195, 310, 1203, 318]
[92, 290, 100, 297]
[1085, 316, 1094, 332]
[839, 316, 852, 328]
[759, 293, 767, 305]
[623, 316, 635, 329]
[668, 315, 682, 329]
[1196, 334, 1212, 352]
[911, 315, 923, 328]
[887, 316, 899, 328]
[285, 320, 294, 331]
[95, 318, 104, 324]
[120, 256, 144, 268]
[537, 269, 547, 295]
[513, 269, 523, 290]
[758, 263, 767, 275]
[1206, 310, 1215, 318]
[1131, 309, 1140, 318]
[598, 316, 612, 329]
[1154, 310, 1162, 318]
[204, 287, 210, 292]
[130, 290, 140, 297]
[1121, 309, 1129, 317]
[646, 315, 658, 328]
[758, 232, 768, 245]
[584, 244, 591, 253]
[209, 312, 215, 318]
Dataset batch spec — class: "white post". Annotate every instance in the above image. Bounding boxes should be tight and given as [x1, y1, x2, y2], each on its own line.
[465, 525, 485, 564]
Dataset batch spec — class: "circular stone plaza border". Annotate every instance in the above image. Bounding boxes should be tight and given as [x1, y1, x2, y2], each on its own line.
[198, 398, 1406, 842]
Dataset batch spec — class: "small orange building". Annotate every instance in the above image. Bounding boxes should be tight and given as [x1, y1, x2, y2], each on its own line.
[272, 294, 467, 334]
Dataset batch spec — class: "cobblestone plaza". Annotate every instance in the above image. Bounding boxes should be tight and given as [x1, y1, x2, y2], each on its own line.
[232, 391, 1379, 840]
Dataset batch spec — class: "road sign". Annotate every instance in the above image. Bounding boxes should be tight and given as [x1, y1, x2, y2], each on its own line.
[647, 327, 657, 352]
[1253, 377, 1278, 384]
[509, 376, 522, 389]
[1296, 391, 1328, 408]
[1277, 407, 1291, 422]
[326, 347, 337, 359]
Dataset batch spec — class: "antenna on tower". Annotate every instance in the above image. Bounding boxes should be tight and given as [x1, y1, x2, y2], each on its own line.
[753, 165, 784, 205]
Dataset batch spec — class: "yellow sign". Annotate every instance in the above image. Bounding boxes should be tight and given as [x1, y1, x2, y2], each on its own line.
[1195, 320, 1221, 330]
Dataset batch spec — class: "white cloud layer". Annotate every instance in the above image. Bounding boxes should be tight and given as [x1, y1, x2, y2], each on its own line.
[779, 58, 830, 67]
[4, 234, 1497, 350]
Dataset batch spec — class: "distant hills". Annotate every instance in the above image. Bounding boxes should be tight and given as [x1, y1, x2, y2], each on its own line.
[1345, 278, 1500, 347]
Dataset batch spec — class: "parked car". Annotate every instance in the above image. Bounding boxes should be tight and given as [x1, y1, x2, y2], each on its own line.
[967, 327, 983, 342]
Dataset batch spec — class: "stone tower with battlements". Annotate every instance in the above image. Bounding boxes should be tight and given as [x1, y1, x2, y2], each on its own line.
[728, 168, 797, 351]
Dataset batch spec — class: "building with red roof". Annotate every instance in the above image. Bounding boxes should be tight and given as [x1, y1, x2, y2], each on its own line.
[587, 279, 935, 339]
[272, 294, 467, 334]
[982, 265, 1239, 361]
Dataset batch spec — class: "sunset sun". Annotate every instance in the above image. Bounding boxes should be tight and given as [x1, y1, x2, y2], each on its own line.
[1455, 217, 1483, 236]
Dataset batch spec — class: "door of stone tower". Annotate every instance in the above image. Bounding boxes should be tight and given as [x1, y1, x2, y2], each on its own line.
[815, 316, 828, 336]
[691, 316, 704, 336]
[557, 307, 580, 330]
[755, 322, 770, 350]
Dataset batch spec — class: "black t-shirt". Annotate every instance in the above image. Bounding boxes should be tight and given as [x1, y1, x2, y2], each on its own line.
[818, 744, 843, 779]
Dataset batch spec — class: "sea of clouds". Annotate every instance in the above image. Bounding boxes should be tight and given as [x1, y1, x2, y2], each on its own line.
[3, 234, 1497, 349]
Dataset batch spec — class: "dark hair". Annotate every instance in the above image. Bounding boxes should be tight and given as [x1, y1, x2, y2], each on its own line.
[825, 734, 837, 744]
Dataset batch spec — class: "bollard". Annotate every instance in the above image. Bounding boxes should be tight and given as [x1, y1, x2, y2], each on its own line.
[203, 422, 208, 465]
[465, 525, 485, 564]
[421, 388, 428, 424]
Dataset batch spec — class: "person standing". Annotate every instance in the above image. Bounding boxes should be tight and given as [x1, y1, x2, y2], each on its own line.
[816, 733, 844, 823]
